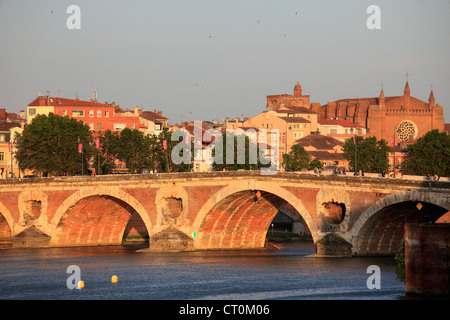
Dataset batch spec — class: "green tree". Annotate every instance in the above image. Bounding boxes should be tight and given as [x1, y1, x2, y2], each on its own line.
[342, 136, 390, 173]
[95, 129, 163, 174]
[157, 128, 196, 173]
[309, 158, 323, 170]
[282, 144, 311, 171]
[394, 242, 405, 283]
[211, 131, 271, 171]
[402, 129, 450, 176]
[116, 128, 158, 173]
[15, 113, 93, 176]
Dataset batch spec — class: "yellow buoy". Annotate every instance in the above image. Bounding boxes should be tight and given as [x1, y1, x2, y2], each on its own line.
[77, 280, 84, 289]
[111, 275, 118, 283]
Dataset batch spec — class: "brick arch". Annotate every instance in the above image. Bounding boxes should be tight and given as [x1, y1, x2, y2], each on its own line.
[350, 191, 450, 256]
[191, 182, 319, 250]
[0, 202, 13, 246]
[50, 187, 152, 246]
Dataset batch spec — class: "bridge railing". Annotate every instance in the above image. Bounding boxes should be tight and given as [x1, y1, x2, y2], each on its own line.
[296, 170, 450, 182]
[0, 169, 449, 184]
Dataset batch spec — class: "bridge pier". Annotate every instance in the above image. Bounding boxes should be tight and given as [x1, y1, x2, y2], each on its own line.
[146, 226, 194, 252]
[315, 233, 353, 257]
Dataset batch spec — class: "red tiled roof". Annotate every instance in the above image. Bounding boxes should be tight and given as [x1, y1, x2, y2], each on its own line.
[279, 117, 311, 123]
[296, 133, 344, 150]
[279, 106, 317, 114]
[308, 150, 345, 160]
[28, 96, 114, 108]
[0, 122, 23, 131]
[140, 111, 168, 122]
[318, 119, 364, 128]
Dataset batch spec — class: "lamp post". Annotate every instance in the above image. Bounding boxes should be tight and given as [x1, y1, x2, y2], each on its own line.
[284, 125, 292, 172]
[350, 127, 357, 175]
[393, 126, 396, 178]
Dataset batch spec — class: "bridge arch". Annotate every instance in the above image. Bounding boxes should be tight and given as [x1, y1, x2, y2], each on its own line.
[191, 181, 319, 250]
[51, 187, 152, 247]
[350, 191, 450, 256]
[0, 202, 14, 248]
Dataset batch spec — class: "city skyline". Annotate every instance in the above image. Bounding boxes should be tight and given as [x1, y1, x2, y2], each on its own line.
[1, 0, 449, 124]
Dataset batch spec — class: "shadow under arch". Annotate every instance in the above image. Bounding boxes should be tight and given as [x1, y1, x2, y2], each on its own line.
[191, 182, 319, 250]
[51, 188, 152, 247]
[0, 202, 14, 248]
[350, 191, 450, 256]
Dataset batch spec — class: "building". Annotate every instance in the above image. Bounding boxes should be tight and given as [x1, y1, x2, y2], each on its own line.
[242, 108, 316, 168]
[27, 94, 143, 133]
[0, 109, 28, 178]
[138, 109, 168, 136]
[318, 119, 366, 143]
[266, 81, 313, 111]
[315, 81, 445, 145]
[296, 133, 348, 170]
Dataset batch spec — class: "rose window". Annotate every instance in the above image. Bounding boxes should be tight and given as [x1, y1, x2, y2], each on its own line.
[396, 120, 417, 141]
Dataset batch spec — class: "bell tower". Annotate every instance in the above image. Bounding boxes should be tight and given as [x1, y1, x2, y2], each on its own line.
[294, 82, 302, 97]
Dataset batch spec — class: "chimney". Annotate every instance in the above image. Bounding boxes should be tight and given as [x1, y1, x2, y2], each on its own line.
[20, 110, 25, 119]
[134, 106, 139, 116]
[157, 111, 162, 116]
[0, 109, 6, 119]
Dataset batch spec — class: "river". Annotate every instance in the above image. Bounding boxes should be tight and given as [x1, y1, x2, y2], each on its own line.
[0, 242, 406, 301]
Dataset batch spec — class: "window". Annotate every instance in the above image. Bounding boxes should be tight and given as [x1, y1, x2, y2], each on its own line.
[0, 151, 4, 162]
[155, 124, 161, 130]
[97, 123, 102, 131]
[29, 108, 36, 116]
[97, 110, 102, 117]
[72, 110, 84, 117]
[114, 123, 126, 131]
[89, 110, 94, 117]
[62, 109, 67, 116]
[0, 135, 4, 142]
[89, 123, 94, 130]
[105, 110, 109, 117]
[131, 123, 135, 130]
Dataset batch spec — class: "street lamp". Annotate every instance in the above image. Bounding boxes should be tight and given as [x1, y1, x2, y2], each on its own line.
[350, 127, 357, 175]
[284, 125, 292, 172]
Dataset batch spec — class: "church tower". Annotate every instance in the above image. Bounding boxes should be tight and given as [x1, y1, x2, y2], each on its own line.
[403, 80, 411, 108]
[428, 88, 435, 109]
[379, 87, 385, 110]
[294, 82, 302, 97]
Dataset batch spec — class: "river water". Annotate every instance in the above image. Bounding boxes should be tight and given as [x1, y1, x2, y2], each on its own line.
[0, 242, 406, 300]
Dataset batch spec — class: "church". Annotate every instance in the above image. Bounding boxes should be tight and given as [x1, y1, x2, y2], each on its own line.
[267, 81, 445, 145]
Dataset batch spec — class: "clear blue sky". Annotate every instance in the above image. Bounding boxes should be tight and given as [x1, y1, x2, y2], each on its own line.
[1, 0, 449, 124]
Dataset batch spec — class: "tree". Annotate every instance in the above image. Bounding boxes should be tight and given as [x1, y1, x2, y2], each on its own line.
[116, 128, 158, 174]
[402, 129, 450, 176]
[282, 144, 311, 171]
[15, 113, 93, 176]
[394, 242, 405, 283]
[309, 158, 323, 170]
[211, 131, 271, 171]
[342, 136, 390, 173]
[157, 128, 195, 173]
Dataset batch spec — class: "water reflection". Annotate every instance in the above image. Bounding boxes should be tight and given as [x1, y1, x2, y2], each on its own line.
[0, 242, 405, 300]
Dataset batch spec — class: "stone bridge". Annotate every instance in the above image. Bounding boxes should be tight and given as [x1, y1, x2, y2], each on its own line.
[0, 171, 449, 256]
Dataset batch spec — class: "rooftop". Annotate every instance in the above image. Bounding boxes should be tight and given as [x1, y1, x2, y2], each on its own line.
[296, 133, 344, 150]
[28, 96, 114, 108]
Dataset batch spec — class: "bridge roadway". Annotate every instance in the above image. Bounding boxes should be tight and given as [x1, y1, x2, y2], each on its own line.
[0, 171, 449, 256]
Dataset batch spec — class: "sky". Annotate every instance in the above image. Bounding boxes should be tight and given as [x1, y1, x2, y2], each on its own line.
[1, 0, 449, 124]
